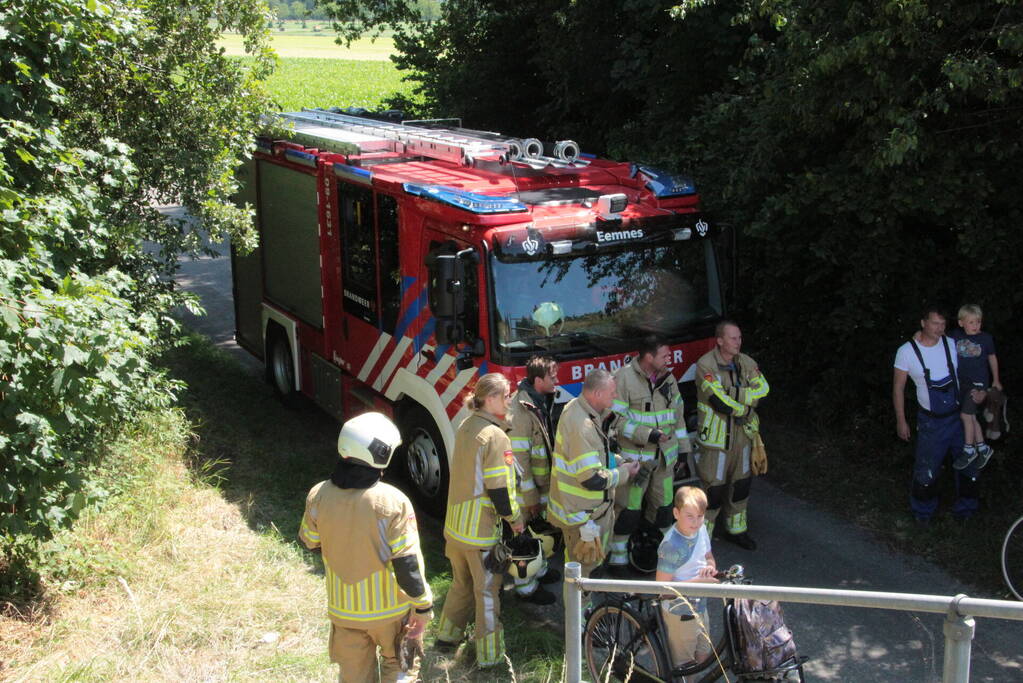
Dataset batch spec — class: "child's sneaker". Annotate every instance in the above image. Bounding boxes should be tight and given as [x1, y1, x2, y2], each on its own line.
[953, 444, 977, 470]
[974, 442, 994, 469]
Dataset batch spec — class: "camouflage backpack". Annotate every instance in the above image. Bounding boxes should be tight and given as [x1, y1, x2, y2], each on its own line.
[733, 598, 799, 677]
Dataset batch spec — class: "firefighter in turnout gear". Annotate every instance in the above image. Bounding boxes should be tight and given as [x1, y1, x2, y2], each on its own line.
[548, 369, 641, 577]
[695, 321, 769, 550]
[609, 336, 691, 572]
[507, 355, 561, 604]
[299, 412, 433, 683]
[436, 374, 524, 667]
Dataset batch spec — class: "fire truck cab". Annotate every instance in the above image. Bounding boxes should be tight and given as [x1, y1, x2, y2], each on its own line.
[232, 108, 728, 512]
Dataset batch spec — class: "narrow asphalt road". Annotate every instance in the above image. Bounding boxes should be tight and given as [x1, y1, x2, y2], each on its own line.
[171, 214, 1023, 682]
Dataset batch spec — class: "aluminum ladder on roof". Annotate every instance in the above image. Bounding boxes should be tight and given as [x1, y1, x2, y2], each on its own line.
[280, 109, 510, 165]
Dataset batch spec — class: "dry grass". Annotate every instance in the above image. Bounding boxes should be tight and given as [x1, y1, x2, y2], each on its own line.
[0, 336, 565, 682]
[0, 410, 328, 682]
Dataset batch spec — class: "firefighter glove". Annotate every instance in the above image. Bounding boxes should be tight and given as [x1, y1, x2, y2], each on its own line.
[632, 460, 658, 490]
[573, 535, 604, 565]
[752, 433, 768, 475]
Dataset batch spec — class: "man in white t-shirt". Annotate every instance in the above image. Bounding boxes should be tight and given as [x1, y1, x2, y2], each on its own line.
[893, 307, 982, 522]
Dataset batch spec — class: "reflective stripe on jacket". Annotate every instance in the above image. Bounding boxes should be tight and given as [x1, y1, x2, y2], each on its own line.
[299, 480, 432, 626]
[611, 358, 691, 465]
[548, 395, 626, 527]
[444, 410, 520, 548]
[508, 382, 555, 506]
[695, 349, 769, 449]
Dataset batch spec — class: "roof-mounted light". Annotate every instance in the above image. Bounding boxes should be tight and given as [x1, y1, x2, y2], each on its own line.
[596, 193, 628, 219]
[632, 165, 697, 198]
[403, 183, 528, 214]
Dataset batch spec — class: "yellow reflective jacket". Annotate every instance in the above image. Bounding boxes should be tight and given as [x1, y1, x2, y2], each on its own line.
[299, 480, 432, 626]
[443, 410, 521, 549]
[507, 381, 555, 507]
[611, 358, 691, 466]
[548, 395, 631, 528]
[695, 348, 769, 450]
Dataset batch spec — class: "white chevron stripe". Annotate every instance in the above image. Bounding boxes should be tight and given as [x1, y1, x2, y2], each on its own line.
[358, 333, 392, 382]
[425, 351, 456, 386]
[440, 366, 477, 412]
[373, 336, 413, 391]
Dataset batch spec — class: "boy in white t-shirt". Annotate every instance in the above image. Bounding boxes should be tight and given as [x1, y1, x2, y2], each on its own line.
[654, 486, 718, 666]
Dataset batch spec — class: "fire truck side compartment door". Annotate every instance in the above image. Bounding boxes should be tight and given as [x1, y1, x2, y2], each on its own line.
[231, 158, 264, 357]
[257, 160, 323, 327]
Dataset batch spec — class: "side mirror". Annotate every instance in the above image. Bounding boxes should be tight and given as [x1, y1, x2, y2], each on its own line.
[426, 252, 465, 320]
[455, 338, 485, 371]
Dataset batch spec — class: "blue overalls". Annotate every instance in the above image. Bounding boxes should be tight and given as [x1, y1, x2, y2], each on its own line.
[909, 337, 980, 520]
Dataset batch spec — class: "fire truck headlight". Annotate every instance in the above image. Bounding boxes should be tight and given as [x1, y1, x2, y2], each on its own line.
[672, 228, 693, 241]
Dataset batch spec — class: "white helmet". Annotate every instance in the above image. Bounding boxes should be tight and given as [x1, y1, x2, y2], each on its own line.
[507, 535, 544, 581]
[337, 412, 402, 469]
[531, 523, 556, 560]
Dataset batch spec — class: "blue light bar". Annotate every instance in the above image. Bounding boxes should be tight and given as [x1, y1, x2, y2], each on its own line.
[284, 149, 318, 168]
[334, 163, 372, 185]
[403, 183, 528, 214]
[632, 164, 696, 198]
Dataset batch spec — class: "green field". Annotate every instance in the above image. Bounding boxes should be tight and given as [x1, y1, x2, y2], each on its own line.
[224, 23, 412, 112]
[220, 23, 395, 60]
[257, 57, 416, 112]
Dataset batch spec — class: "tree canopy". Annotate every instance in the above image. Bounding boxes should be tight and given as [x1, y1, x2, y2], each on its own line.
[325, 0, 1023, 418]
[1, 0, 274, 567]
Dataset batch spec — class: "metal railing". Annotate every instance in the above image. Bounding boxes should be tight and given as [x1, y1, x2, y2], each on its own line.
[563, 562, 1023, 683]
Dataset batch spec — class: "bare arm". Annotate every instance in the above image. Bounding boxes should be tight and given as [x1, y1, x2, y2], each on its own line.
[989, 353, 1002, 390]
[893, 368, 910, 441]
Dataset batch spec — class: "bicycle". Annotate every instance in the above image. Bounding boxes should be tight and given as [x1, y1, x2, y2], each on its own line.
[583, 565, 807, 682]
[1003, 515, 1023, 601]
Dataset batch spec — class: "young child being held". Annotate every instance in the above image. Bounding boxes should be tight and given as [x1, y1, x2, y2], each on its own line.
[655, 486, 718, 666]
[951, 304, 1002, 470]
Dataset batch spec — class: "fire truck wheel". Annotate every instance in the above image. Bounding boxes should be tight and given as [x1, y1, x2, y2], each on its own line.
[268, 332, 297, 403]
[399, 407, 449, 517]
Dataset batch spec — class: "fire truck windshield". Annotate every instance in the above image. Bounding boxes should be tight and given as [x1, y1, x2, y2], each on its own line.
[490, 239, 722, 361]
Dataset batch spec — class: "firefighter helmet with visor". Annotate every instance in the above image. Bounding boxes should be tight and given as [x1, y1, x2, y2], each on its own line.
[506, 535, 544, 581]
[337, 412, 402, 469]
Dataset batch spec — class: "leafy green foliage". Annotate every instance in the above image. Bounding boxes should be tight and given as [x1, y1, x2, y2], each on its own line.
[326, 0, 1023, 422]
[673, 0, 1023, 416]
[1, 0, 275, 559]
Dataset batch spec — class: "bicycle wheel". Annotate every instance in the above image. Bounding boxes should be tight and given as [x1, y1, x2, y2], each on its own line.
[1003, 515, 1023, 601]
[584, 602, 671, 682]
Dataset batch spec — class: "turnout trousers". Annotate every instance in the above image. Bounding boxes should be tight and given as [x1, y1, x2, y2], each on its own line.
[608, 460, 674, 566]
[695, 436, 752, 536]
[328, 616, 407, 683]
[436, 543, 505, 667]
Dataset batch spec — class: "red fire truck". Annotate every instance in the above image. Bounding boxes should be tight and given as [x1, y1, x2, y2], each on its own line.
[232, 108, 729, 511]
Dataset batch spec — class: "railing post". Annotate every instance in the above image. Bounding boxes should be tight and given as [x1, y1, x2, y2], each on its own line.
[565, 561, 583, 683]
[941, 594, 975, 683]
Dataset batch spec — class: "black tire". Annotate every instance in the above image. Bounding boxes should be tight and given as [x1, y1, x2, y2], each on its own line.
[1003, 515, 1023, 601]
[397, 405, 450, 518]
[584, 602, 670, 682]
[267, 329, 298, 404]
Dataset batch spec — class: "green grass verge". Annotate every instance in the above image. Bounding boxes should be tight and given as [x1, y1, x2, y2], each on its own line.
[1, 333, 563, 681]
